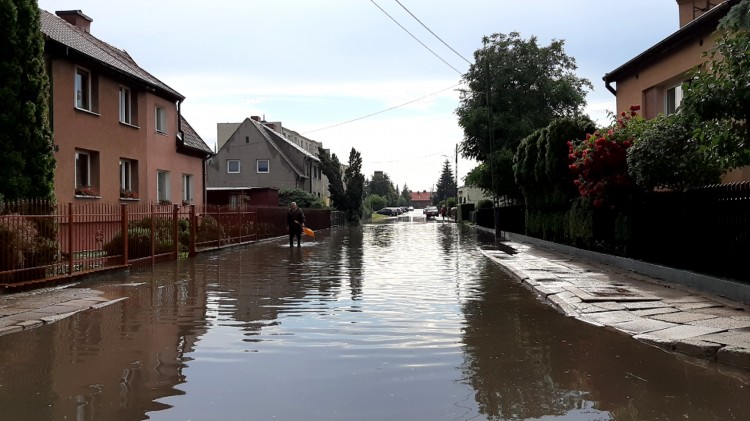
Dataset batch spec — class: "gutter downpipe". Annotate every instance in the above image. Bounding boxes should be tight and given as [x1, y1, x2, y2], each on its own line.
[603, 75, 617, 96]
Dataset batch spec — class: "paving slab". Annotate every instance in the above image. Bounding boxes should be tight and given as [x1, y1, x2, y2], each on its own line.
[687, 317, 750, 330]
[651, 311, 719, 324]
[610, 318, 677, 335]
[631, 307, 680, 317]
[638, 324, 726, 341]
[566, 286, 660, 302]
[716, 346, 750, 369]
[674, 339, 723, 359]
[622, 301, 671, 310]
[583, 310, 640, 325]
[673, 301, 724, 311]
[696, 331, 750, 349]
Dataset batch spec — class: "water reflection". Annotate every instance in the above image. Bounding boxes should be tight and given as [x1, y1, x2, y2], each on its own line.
[0, 222, 748, 420]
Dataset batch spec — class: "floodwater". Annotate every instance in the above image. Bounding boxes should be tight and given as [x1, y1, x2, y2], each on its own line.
[0, 214, 749, 420]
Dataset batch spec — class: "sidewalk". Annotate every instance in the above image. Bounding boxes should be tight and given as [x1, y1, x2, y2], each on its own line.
[0, 286, 127, 336]
[480, 236, 750, 370]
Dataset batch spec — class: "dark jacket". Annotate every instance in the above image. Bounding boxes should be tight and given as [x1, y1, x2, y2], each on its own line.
[287, 207, 305, 230]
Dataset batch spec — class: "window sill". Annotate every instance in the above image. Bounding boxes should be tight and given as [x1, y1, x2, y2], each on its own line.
[74, 107, 100, 117]
[119, 121, 140, 129]
[120, 197, 140, 201]
[155, 130, 168, 136]
[75, 194, 101, 199]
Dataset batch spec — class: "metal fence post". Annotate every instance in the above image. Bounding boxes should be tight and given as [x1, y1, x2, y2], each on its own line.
[173, 204, 179, 258]
[67, 202, 74, 275]
[121, 204, 129, 265]
[189, 204, 197, 257]
[151, 204, 156, 265]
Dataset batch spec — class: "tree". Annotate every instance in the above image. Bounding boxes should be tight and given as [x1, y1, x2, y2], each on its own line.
[456, 32, 591, 199]
[318, 148, 347, 209]
[366, 171, 396, 204]
[0, 0, 56, 201]
[318, 147, 365, 223]
[680, 0, 750, 169]
[434, 160, 457, 204]
[400, 184, 411, 206]
[343, 148, 365, 223]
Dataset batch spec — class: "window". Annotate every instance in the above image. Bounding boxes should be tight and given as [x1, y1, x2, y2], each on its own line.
[182, 174, 193, 203]
[227, 159, 240, 173]
[76, 151, 90, 188]
[75, 68, 90, 110]
[157, 170, 170, 203]
[120, 159, 132, 190]
[119, 87, 132, 124]
[257, 159, 269, 173]
[75, 149, 99, 196]
[155, 106, 166, 134]
[666, 83, 683, 115]
[120, 159, 138, 198]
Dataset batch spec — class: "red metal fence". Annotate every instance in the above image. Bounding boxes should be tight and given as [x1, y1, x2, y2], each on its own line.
[0, 201, 339, 289]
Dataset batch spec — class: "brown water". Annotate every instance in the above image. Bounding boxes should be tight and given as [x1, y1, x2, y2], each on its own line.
[0, 218, 748, 420]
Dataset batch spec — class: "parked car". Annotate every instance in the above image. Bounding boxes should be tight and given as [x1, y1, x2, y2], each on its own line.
[423, 206, 439, 218]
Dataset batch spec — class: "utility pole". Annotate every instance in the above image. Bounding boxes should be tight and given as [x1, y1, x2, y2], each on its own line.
[455, 143, 459, 221]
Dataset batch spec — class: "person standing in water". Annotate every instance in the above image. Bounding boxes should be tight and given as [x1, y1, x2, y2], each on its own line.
[286, 202, 306, 247]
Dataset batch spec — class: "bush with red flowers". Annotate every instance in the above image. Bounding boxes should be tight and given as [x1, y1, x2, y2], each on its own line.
[567, 105, 643, 209]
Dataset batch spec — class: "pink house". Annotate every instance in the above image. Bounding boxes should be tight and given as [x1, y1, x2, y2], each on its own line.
[40, 9, 213, 205]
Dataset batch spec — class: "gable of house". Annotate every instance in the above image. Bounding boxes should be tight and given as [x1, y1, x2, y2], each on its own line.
[206, 118, 329, 202]
[40, 9, 211, 205]
[603, 0, 738, 119]
[602, 0, 749, 182]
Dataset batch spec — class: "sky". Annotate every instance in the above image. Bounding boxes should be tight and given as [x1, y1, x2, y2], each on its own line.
[37, 0, 678, 192]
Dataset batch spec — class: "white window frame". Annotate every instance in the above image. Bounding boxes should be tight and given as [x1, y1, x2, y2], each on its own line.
[75, 150, 91, 188]
[120, 159, 132, 190]
[257, 159, 269, 173]
[182, 174, 193, 203]
[157, 170, 170, 202]
[665, 83, 683, 116]
[227, 159, 241, 174]
[155, 106, 166, 134]
[75, 68, 91, 110]
[119, 86, 132, 124]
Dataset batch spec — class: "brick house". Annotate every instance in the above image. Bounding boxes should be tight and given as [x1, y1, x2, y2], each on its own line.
[41, 9, 213, 205]
[603, 0, 749, 182]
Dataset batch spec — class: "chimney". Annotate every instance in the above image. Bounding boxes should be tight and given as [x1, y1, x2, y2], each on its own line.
[55, 10, 92, 32]
[250, 116, 260, 122]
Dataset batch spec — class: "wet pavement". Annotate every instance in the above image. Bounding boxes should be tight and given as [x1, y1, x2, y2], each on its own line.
[480, 236, 750, 370]
[0, 218, 749, 420]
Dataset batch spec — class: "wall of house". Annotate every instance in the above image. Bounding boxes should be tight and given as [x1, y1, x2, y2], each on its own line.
[207, 122, 300, 191]
[50, 58, 149, 203]
[143, 95, 204, 205]
[614, 34, 718, 117]
[49, 57, 205, 206]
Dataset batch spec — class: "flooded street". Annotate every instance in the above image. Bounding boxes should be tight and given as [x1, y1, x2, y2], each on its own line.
[1, 216, 749, 420]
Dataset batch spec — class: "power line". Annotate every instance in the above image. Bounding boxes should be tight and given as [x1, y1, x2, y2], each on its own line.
[369, 0, 464, 75]
[393, 0, 473, 66]
[303, 83, 461, 134]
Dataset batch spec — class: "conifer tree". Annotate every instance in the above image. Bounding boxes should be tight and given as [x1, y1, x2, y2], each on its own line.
[0, 0, 55, 201]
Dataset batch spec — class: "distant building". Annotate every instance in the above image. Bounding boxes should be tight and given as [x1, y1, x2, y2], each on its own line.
[458, 185, 492, 205]
[207, 117, 327, 206]
[410, 190, 433, 209]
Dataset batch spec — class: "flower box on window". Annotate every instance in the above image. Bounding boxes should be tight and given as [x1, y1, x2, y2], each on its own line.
[120, 189, 139, 199]
[75, 186, 99, 197]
